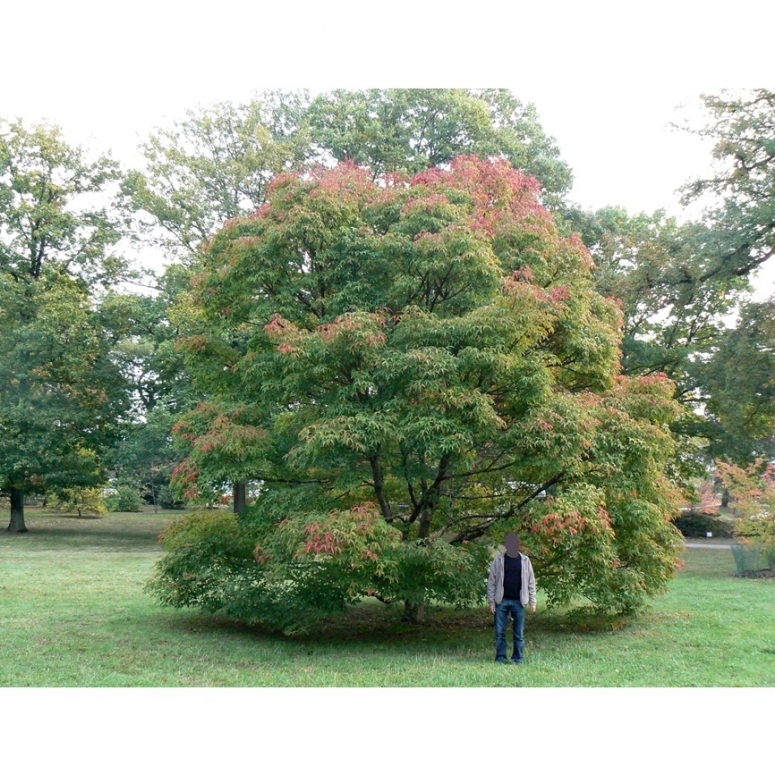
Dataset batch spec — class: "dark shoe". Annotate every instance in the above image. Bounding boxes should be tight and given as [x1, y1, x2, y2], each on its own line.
[511, 659, 523, 665]
[495, 658, 507, 664]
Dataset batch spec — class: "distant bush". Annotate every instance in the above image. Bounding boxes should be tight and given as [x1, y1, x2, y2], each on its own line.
[47, 488, 107, 517]
[105, 484, 144, 513]
[157, 486, 186, 510]
[673, 511, 734, 538]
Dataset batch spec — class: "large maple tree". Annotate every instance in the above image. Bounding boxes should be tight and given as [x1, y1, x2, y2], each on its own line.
[150, 156, 683, 629]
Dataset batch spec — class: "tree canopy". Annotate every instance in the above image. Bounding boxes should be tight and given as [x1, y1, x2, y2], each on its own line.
[121, 89, 572, 265]
[117, 88, 576, 514]
[682, 89, 775, 282]
[148, 156, 683, 630]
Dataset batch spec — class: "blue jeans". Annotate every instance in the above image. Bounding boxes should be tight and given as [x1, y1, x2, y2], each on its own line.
[495, 598, 525, 663]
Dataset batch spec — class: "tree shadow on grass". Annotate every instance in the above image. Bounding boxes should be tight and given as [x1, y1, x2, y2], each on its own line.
[1, 516, 168, 552]
[533, 608, 635, 635]
[156, 600, 634, 650]
[156, 604, 491, 649]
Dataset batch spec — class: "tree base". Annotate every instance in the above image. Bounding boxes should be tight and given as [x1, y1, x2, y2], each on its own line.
[8, 488, 27, 533]
[402, 601, 426, 623]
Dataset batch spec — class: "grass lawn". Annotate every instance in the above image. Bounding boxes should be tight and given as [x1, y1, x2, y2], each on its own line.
[2, 508, 774, 687]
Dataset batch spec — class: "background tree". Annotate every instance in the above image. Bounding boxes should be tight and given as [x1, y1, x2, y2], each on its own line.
[0, 272, 127, 531]
[120, 92, 313, 263]
[699, 298, 775, 463]
[0, 119, 128, 532]
[682, 89, 775, 282]
[682, 91, 775, 466]
[306, 89, 572, 204]
[99, 276, 192, 507]
[149, 157, 683, 631]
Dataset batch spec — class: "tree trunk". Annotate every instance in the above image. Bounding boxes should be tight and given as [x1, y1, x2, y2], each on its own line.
[721, 487, 730, 509]
[402, 600, 426, 623]
[233, 480, 247, 515]
[7, 488, 27, 533]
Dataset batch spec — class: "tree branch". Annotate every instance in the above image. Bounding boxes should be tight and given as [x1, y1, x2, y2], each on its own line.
[369, 449, 394, 522]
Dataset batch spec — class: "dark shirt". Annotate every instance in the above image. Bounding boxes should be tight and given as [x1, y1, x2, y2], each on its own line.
[503, 553, 522, 600]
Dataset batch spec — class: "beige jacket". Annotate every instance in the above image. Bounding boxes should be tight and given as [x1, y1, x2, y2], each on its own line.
[486, 552, 536, 607]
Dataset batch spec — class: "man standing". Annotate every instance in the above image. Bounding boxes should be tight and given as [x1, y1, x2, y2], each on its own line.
[486, 532, 537, 664]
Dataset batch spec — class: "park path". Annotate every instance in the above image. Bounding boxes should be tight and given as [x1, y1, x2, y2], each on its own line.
[684, 539, 734, 550]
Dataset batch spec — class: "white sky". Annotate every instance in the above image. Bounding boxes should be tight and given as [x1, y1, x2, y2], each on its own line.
[2, 0, 773, 760]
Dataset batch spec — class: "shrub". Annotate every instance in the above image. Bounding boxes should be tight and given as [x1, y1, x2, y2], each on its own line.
[47, 487, 107, 517]
[673, 511, 735, 538]
[157, 485, 186, 510]
[105, 484, 145, 513]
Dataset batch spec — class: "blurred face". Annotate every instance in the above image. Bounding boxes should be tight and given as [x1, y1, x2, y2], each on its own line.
[504, 533, 520, 557]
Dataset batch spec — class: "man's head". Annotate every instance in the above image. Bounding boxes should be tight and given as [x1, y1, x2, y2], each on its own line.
[504, 532, 520, 557]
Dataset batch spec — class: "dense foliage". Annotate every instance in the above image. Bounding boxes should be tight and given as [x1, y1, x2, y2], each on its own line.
[147, 156, 684, 630]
